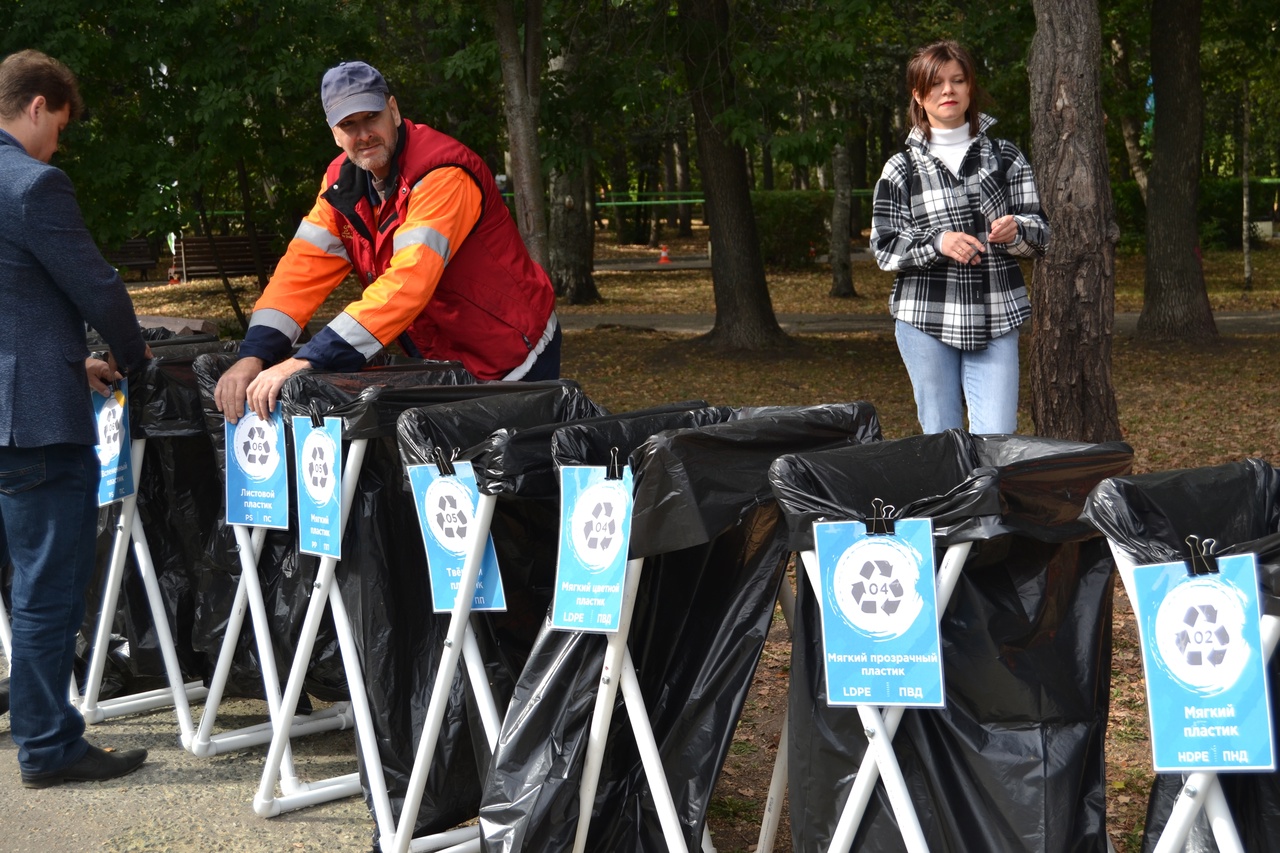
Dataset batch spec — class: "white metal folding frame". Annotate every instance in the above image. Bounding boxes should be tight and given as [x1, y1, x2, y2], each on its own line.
[1107, 543, 1280, 853]
[74, 433, 356, 762]
[777, 538, 975, 853]
[77, 437, 210, 725]
[254, 437, 386, 817]
[388, 486, 716, 853]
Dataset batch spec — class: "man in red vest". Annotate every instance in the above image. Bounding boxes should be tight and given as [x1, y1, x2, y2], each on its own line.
[215, 60, 558, 423]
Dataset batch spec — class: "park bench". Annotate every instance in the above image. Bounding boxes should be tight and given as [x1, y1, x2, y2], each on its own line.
[104, 237, 160, 281]
[175, 234, 282, 281]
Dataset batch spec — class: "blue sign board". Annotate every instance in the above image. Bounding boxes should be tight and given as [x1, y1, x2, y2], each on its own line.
[814, 518, 943, 707]
[551, 466, 634, 633]
[93, 378, 133, 506]
[1132, 553, 1275, 772]
[292, 416, 342, 559]
[225, 406, 289, 529]
[407, 461, 507, 613]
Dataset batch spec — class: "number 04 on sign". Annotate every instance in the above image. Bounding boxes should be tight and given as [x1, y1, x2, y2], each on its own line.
[814, 518, 944, 707]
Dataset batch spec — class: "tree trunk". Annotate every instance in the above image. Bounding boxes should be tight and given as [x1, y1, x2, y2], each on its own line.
[674, 127, 694, 237]
[761, 137, 775, 191]
[491, 0, 549, 268]
[1108, 35, 1149, 202]
[676, 0, 786, 349]
[548, 166, 600, 304]
[1242, 77, 1253, 291]
[850, 119, 868, 242]
[829, 139, 855, 298]
[1137, 0, 1217, 341]
[235, 156, 271, 291]
[1028, 0, 1123, 442]
[194, 190, 249, 334]
[663, 137, 679, 231]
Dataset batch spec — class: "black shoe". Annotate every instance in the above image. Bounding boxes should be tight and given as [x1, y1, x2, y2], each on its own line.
[0, 677, 8, 716]
[21, 744, 147, 789]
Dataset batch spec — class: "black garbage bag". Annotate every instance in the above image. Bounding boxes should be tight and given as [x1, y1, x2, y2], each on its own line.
[478, 402, 883, 853]
[79, 340, 237, 698]
[304, 380, 603, 841]
[191, 354, 471, 703]
[770, 431, 1134, 853]
[1081, 459, 1280, 853]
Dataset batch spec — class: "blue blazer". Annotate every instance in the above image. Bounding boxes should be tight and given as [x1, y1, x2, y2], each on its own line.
[0, 130, 147, 447]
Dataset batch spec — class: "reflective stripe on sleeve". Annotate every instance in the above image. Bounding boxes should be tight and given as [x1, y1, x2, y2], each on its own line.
[295, 221, 352, 263]
[329, 312, 385, 359]
[393, 225, 451, 264]
[247, 307, 303, 344]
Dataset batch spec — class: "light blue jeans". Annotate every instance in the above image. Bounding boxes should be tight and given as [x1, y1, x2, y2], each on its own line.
[895, 320, 1020, 434]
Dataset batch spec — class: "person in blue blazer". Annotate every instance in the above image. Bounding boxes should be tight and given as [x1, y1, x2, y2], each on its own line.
[0, 49, 151, 788]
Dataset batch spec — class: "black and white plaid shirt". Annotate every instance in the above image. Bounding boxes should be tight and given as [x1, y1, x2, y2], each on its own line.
[871, 114, 1049, 351]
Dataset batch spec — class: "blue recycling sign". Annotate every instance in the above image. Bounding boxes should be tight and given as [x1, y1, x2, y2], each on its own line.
[814, 517, 943, 707]
[224, 405, 289, 529]
[551, 466, 634, 633]
[407, 461, 506, 613]
[1132, 553, 1274, 773]
[292, 416, 342, 559]
[93, 378, 134, 506]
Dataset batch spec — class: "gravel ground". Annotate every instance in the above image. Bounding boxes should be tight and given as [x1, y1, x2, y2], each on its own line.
[0, 668, 376, 853]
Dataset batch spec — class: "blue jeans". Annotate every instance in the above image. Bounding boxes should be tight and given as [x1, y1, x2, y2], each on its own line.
[0, 444, 98, 776]
[895, 320, 1021, 434]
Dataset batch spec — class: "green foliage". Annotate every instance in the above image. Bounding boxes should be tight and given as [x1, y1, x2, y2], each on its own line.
[1112, 182, 1147, 252]
[750, 189, 832, 267]
[1112, 179, 1276, 250]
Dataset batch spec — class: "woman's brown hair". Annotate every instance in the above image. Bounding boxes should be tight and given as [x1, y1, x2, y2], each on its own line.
[905, 40, 984, 140]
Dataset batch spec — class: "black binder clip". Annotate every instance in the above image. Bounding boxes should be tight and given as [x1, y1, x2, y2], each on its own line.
[868, 498, 896, 536]
[1185, 535, 1220, 576]
[307, 398, 327, 429]
[433, 446, 457, 477]
[606, 447, 624, 481]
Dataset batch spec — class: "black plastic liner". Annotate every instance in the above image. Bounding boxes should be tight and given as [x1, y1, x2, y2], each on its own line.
[478, 402, 883, 853]
[302, 381, 604, 840]
[80, 339, 238, 698]
[769, 431, 1133, 852]
[1081, 459, 1280, 853]
[189, 354, 474, 704]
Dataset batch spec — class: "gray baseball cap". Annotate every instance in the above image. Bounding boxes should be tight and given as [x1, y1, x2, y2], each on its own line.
[321, 61, 388, 127]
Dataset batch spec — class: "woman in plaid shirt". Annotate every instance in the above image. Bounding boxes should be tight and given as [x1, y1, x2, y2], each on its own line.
[871, 40, 1049, 435]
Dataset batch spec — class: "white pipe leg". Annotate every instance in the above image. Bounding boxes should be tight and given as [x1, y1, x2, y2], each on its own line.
[386, 492, 497, 853]
[572, 557, 646, 853]
[619, 648, 688, 853]
[78, 438, 146, 717]
[254, 438, 367, 817]
[127, 512, 197, 741]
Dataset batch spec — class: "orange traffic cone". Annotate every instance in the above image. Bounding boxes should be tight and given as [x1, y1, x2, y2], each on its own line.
[658, 245, 671, 264]
[167, 263, 180, 285]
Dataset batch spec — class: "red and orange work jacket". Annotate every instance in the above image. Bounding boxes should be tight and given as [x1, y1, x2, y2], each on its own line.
[240, 119, 555, 380]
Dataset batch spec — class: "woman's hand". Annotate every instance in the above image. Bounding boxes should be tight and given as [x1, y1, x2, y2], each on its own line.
[940, 230, 984, 266]
[987, 214, 1019, 245]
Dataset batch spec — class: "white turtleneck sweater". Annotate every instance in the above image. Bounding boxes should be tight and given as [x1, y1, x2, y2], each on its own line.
[927, 123, 975, 177]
